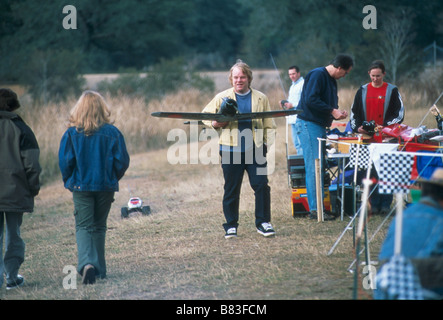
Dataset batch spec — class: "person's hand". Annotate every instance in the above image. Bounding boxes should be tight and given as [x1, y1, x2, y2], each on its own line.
[331, 109, 348, 120]
[280, 100, 292, 110]
[357, 126, 368, 134]
[358, 124, 382, 134]
[212, 120, 229, 128]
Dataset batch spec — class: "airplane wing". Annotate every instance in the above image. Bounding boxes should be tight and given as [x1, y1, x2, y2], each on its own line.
[151, 109, 301, 122]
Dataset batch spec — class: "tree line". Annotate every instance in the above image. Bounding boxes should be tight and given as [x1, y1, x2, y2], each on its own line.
[0, 0, 442, 101]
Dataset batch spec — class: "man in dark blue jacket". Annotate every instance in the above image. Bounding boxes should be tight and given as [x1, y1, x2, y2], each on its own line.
[294, 54, 353, 220]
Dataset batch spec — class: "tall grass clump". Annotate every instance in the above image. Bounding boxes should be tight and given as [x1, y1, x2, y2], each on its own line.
[96, 58, 215, 102]
[18, 98, 73, 184]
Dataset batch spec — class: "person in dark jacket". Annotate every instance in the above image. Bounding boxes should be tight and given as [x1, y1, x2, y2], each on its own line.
[0, 88, 41, 290]
[294, 54, 353, 220]
[58, 90, 129, 284]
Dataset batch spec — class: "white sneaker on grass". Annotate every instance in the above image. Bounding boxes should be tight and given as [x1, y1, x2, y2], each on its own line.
[257, 222, 275, 237]
[6, 275, 24, 290]
[225, 227, 237, 239]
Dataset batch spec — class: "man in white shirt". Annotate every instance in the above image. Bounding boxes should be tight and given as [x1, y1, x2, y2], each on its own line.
[281, 65, 304, 155]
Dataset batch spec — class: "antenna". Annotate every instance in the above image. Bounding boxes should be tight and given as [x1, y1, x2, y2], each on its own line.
[269, 53, 287, 99]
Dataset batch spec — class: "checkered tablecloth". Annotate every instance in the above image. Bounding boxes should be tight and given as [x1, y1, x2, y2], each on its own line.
[376, 255, 424, 300]
[349, 143, 371, 169]
[378, 152, 414, 194]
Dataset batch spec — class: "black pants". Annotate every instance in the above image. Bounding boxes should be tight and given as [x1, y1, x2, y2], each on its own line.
[220, 146, 271, 231]
[367, 168, 393, 212]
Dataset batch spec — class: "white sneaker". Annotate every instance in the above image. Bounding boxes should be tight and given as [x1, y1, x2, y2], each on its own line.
[6, 275, 24, 290]
[225, 227, 237, 239]
[257, 222, 275, 237]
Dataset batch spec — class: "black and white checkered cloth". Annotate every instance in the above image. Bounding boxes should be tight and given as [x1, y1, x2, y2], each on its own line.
[378, 153, 414, 194]
[349, 143, 371, 169]
[376, 255, 424, 300]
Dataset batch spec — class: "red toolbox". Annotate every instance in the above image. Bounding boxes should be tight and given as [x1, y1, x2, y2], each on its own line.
[292, 188, 331, 217]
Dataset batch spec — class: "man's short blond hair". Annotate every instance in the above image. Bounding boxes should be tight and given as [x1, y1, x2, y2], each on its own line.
[229, 59, 253, 87]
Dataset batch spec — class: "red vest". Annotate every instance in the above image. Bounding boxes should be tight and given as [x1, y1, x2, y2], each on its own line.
[365, 82, 388, 126]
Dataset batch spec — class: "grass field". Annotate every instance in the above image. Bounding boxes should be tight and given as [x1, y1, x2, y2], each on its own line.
[1, 71, 440, 301]
[1, 123, 390, 301]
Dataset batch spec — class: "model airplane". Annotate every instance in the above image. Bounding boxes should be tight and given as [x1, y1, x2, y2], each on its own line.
[151, 98, 301, 122]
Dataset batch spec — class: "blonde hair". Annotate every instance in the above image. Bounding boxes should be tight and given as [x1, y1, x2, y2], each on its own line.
[69, 90, 112, 135]
[229, 59, 253, 87]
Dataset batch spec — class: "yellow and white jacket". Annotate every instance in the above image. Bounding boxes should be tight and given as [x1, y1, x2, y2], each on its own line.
[202, 87, 276, 148]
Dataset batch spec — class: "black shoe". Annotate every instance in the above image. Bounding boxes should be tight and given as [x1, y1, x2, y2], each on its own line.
[225, 227, 237, 239]
[309, 211, 335, 221]
[82, 264, 96, 285]
[257, 222, 276, 237]
[308, 211, 316, 219]
[6, 275, 24, 290]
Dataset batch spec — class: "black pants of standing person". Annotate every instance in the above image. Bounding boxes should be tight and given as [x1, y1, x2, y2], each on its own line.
[220, 145, 270, 231]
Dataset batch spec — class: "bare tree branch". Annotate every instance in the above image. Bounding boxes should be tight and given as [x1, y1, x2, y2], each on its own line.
[378, 9, 415, 83]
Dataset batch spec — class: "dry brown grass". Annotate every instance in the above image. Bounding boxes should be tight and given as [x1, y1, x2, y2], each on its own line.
[1, 122, 389, 301]
[2, 74, 439, 301]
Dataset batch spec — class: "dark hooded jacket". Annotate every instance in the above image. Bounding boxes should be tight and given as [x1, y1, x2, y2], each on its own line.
[0, 110, 41, 212]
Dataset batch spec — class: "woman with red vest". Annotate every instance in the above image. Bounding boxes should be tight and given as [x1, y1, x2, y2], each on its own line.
[350, 60, 405, 215]
[350, 60, 404, 134]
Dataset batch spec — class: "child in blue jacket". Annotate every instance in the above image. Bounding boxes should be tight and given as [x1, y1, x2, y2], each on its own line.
[59, 91, 129, 284]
